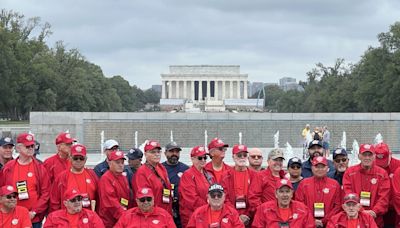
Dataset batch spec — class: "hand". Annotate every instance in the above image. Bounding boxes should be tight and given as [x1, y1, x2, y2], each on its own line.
[29, 211, 36, 220]
[363, 210, 377, 218]
[239, 214, 250, 225]
[315, 219, 323, 227]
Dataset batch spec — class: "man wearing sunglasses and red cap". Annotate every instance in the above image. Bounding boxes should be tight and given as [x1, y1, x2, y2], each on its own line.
[0, 185, 31, 227]
[43, 132, 75, 183]
[0, 132, 50, 228]
[179, 145, 215, 227]
[221, 144, 257, 227]
[205, 138, 232, 183]
[115, 187, 176, 227]
[44, 189, 104, 227]
[50, 144, 99, 212]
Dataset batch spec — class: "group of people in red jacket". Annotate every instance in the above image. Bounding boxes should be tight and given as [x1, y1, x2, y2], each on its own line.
[0, 131, 400, 228]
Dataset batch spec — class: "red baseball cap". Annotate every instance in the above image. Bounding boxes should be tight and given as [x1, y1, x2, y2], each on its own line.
[276, 179, 293, 190]
[55, 132, 74, 145]
[144, 140, 161, 152]
[0, 185, 17, 196]
[190, 145, 207, 157]
[108, 150, 126, 161]
[64, 188, 83, 201]
[359, 144, 375, 154]
[17, 133, 35, 146]
[374, 143, 390, 167]
[343, 193, 360, 204]
[71, 144, 87, 157]
[137, 187, 154, 198]
[312, 156, 328, 166]
[208, 138, 229, 150]
[232, 144, 248, 154]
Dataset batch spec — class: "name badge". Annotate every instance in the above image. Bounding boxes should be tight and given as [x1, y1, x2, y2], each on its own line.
[209, 222, 220, 228]
[235, 195, 246, 209]
[314, 202, 325, 218]
[171, 184, 175, 199]
[279, 222, 289, 228]
[82, 196, 91, 208]
[16, 181, 29, 200]
[120, 198, 128, 209]
[162, 188, 170, 204]
[360, 191, 371, 207]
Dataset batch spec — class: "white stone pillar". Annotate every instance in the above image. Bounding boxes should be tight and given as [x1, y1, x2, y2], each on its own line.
[237, 81, 241, 99]
[244, 80, 248, 99]
[191, 80, 195, 100]
[176, 81, 180, 99]
[222, 81, 226, 100]
[215, 81, 219, 100]
[229, 81, 233, 99]
[161, 80, 166, 99]
[199, 80, 203, 101]
[207, 80, 210, 99]
[183, 80, 187, 99]
[168, 81, 172, 98]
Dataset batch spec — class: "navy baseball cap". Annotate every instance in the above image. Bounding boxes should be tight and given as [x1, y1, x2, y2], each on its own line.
[308, 140, 323, 149]
[127, 148, 143, 160]
[333, 148, 347, 159]
[287, 157, 302, 167]
[0, 137, 15, 146]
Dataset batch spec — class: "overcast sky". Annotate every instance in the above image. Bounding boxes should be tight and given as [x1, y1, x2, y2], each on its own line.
[3, 0, 400, 89]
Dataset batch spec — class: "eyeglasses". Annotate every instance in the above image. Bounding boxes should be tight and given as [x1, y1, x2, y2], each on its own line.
[25, 145, 35, 149]
[209, 192, 223, 199]
[250, 155, 262, 159]
[69, 196, 83, 203]
[289, 165, 301, 170]
[197, 156, 207, 161]
[72, 156, 85, 161]
[138, 197, 152, 202]
[334, 158, 348, 163]
[148, 150, 161, 154]
[236, 153, 248, 158]
[5, 194, 17, 199]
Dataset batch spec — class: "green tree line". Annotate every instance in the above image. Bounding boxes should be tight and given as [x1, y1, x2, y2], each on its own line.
[258, 22, 400, 112]
[0, 10, 160, 120]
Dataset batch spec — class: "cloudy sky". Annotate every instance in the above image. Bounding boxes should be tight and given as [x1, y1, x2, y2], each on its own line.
[2, 0, 400, 89]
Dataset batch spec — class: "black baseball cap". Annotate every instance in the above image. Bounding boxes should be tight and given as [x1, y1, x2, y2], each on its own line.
[165, 141, 182, 151]
[333, 148, 347, 159]
[287, 157, 302, 167]
[127, 148, 143, 160]
[0, 137, 15, 146]
[308, 140, 323, 149]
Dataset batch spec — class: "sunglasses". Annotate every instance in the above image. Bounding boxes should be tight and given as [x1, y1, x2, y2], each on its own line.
[217, 147, 227, 152]
[25, 145, 35, 149]
[250, 155, 262, 159]
[197, 156, 207, 161]
[138, 197, 152, 202]
[69, 196, 83, 203]
[209, 192, 223, 199]
[5, 193, 17, 199]
[236, 153, 248, 158]
[72, 156, 85, 161]
[289, 165, 301, 170]
[334, 158, 348, 163]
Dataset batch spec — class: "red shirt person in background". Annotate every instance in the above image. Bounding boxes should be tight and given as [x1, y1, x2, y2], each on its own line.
[295, 156, 341, 227]
[44, 132, 74, 183]
[98, 150, 132, 228]
[133, 140, 173, 215]
[45, 188, 104, 228]
[343, 144, 390, 228]
[252, 179, 314, 228]
[179, 145, 214, 227]
[50, 144, 99, 212]
[115, 187, 176, 228]
[221, 144, 257, 227]
[1, 132, 50, 227]
[0, 185, 31, 228]
[204, 138, 231, 183]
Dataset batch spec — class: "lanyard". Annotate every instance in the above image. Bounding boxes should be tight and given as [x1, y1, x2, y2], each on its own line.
[146, 163, 169, 189]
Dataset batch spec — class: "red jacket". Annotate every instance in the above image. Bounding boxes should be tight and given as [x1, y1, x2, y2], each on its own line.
[44, 208, 105, 228]
[114, 206, 176, 228]
[327, 211, 378, 228]
[295, 176, 342, 225]
[179, 166, 214, 227]
[248, 168, 286, 209]
[204, 162, 232, 183]
[392, 167, 400, 228]
[187, 204, 244, 228]
[0, 205, 32, 228]
[343, 164, 390, 227]
[43, 153, 71, 183]
[133, 163, 173, 215]
[98, 170, 132, 228]
[251, 200, 315, 228]
[1, 158, 50, 223]
[50, 168, 99, 212]
[221, 167, 257, 218]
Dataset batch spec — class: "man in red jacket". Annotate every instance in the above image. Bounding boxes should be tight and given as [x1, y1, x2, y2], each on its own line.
[0, 132, 50, 228]
[221, 144, 257, 226]
[50, 144, 99, 212]
[392, 167, 400, 227]
[252, 179, 314, 228]
[248, 148, 286, 209]
[327, 193, 377, 228]
[44, 188, 104, 227]
[98, 150, 132, 228]
[295, 156, 342, 227]
[0, 185, 32, 228]
[133, 140, 173, 215]
[205, 138, 231, 183]
[343, 144, 390, 228]
[43, 132, 74, 183]
[115, 187, 176, 227]
[187, 183, 244, 228]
